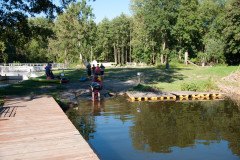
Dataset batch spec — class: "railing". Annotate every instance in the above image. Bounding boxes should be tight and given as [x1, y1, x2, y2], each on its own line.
[0, 63, 65, 69]
[126, 62, 147, 66]
[92, 62, 116, 67]
[0, 63, 65, 79]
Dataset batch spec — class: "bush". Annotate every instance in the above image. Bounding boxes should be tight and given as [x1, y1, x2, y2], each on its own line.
[203, 77, 217, 91]
[181, 82, 199, 91]
[181, 78, 217, 92]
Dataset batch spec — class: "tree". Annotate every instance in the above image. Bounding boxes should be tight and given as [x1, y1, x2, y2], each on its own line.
[199, 0, 226, 65]
[48, 0, 94, 65]
[223, 0, 240, 65]
[173, 0, 203, 65]
[95, 18, 113, 62]
[0, 42, 7, 64]
[131, 0, 180, 65]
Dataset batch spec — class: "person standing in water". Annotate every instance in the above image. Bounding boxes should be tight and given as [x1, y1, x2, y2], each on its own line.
[91, 75, 102, 101]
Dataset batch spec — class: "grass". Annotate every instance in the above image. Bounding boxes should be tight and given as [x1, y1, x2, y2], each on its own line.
[0, 65, 239, 107]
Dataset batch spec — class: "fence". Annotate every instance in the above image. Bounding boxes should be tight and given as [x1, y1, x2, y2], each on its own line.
[0, 63, 65, 69]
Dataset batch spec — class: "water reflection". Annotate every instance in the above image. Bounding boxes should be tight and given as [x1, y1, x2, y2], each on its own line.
[66, 97, 240, 160]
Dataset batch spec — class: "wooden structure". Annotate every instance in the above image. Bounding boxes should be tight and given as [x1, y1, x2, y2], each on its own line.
[127, 91, 176, 101]
[127, 91, 224, 102]
[0, 95, 99, 160]
[171, 91, 223, 99]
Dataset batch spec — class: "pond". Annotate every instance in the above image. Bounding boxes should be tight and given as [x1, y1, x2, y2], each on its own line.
[66, 96, 240, 160]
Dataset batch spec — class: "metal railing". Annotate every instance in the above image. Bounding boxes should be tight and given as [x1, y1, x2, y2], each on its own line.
[0, 63, 65, 69]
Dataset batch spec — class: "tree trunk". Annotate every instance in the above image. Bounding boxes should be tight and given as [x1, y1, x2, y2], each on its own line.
[161, 54, 164, 64]
[161, 38, 166, 64]
[165, 55, 168, 63]
[184, 51, 188, 65]
[178, 49, 182, 60]
[117, 40, 120, 64]
[130, 32, 132, 63]
[91, 45, 93, 62]
[114, 42, 117, 64]
[65, 48, 69, 67]
[121, 44, 124, 65]
[79, 53, 82, 61]
[125, 46, 127, 64]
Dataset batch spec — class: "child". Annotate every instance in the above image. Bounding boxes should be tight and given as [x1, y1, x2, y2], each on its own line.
[90, 75, 102, 101]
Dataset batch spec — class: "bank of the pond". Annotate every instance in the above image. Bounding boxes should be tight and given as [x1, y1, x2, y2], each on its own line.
[0, 66, 239, 107]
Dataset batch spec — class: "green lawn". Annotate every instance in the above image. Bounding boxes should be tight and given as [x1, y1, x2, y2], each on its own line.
[104, 65, 239, 91]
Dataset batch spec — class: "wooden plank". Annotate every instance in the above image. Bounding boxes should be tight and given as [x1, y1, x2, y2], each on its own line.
[0, 96, 99, 160]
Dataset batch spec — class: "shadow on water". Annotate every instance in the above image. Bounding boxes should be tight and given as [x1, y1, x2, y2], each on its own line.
[66, 96, 240, 160]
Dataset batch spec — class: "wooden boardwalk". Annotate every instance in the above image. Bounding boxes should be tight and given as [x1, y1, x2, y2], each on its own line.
[0, 95, 99, 160]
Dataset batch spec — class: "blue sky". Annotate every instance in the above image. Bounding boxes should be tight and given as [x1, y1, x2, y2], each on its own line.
[87, 0, 132, 24]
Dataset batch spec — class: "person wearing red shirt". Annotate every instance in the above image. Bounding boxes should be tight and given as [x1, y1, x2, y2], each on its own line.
[92, 64, 96, 75]
[95, 64, 100, 75]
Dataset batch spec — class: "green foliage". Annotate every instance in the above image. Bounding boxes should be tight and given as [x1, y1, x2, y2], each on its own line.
[48, 1, 94, 64]
[181, 77, 217, 92]
[1, 0, 239, 65]
[181, 82, 200, 91]
[222, 0, 240, 65]
[0, 41, 7, 63]
[203, 77, 218, 91]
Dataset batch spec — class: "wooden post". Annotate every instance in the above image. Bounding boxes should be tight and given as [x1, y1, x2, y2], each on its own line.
[184, 51, 188, 65]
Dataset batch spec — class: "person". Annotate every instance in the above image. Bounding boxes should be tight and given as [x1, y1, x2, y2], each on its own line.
[95, 64, 100, 75]
[100, 63, 105, 81]
[90, 75, 102, 101]
[45, 63, 53, 78]
[87, 63, 91, 80]
[92, 64, 96, 75]
[166, 61, 169, 69]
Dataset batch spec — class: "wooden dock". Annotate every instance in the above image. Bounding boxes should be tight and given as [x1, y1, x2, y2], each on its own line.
[127, 91, 224, 102]
[0, 95, 99, 160]
[170, 91, 223, 99]
[127, 91, 176, 101]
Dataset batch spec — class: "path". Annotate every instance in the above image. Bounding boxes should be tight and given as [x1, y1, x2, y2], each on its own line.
[0, 95, 99, 160]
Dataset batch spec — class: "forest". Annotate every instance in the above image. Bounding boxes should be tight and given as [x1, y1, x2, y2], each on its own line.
[0, 0, 239, 66]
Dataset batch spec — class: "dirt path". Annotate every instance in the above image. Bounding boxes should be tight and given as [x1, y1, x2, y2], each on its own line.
[59, 78, 138, 102]
[216, 71, 240, 107]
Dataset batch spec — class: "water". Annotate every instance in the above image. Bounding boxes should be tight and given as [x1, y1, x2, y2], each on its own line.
[66, 96, 240, 160]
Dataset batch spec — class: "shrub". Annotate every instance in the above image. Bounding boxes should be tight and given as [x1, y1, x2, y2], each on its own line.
[181, 82, 199, 91]
[203, 77, 217, 91]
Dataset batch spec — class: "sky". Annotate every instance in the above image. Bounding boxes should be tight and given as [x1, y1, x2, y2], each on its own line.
[87, 0, 132, 24]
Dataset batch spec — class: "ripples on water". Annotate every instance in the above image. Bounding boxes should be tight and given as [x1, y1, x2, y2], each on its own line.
[66, 96, 240, 160]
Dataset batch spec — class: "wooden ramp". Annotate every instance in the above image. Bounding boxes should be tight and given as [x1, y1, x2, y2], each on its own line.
[0, 95, 99, 160]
